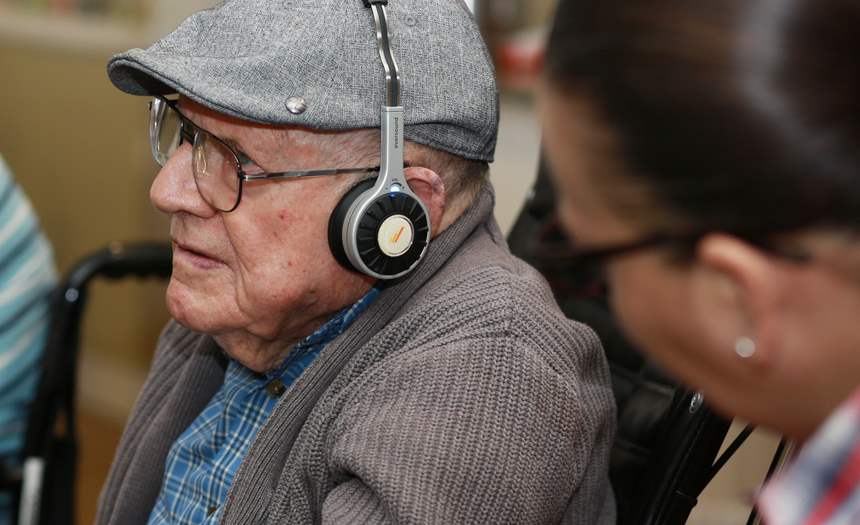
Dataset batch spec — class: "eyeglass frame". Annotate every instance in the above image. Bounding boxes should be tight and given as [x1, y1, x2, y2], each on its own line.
[535, 228, 813, 286]
[148, 95, 381, 212]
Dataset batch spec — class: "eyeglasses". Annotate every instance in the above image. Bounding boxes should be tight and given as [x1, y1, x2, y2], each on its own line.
[532, 224, 812, 299]
[148, 96, 380, 212]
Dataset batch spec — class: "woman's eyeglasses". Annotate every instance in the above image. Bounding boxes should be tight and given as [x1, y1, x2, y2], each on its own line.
[531, 219, 812, 299]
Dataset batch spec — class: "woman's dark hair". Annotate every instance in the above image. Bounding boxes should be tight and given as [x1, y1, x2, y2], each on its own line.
[545, 0, 860, 235]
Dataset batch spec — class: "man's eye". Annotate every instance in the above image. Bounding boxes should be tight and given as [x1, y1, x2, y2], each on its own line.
[180, 122, 195, 144]
[237, 152, 261, 172]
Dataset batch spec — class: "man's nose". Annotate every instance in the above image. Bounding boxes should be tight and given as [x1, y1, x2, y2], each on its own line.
[150, 143, 217, 217]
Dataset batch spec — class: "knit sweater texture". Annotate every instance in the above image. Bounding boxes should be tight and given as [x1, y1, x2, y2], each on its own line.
[96, 185, 617, 524]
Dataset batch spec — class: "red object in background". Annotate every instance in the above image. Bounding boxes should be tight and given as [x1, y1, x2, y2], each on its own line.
[495, 26, 548, 91]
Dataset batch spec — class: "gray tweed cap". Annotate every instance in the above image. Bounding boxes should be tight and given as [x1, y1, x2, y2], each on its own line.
[107, 0, 499, 162]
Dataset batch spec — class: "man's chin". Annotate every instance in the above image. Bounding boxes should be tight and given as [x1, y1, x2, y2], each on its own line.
[165, 292, 201, 333]
[164, 279, 225, 335]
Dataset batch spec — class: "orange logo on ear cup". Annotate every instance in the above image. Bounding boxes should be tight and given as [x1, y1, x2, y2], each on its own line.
[378, 215, 414, 257]
[391, 226, 406, 244]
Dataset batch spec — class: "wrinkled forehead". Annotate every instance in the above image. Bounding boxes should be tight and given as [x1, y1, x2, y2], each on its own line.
[176, 95, 313, 160]
[177, 96, 286, 135]
[541, 85, 652, 242]
[176, 95, 378, 167]
[541, 88, 621, 205]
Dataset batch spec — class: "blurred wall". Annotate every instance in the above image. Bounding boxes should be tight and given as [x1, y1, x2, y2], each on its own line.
[0, 0, 218, 381]
[0, 38, 169, 371]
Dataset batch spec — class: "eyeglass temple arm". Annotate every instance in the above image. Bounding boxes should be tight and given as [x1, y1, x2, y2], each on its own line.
[241, 167, 380, 182]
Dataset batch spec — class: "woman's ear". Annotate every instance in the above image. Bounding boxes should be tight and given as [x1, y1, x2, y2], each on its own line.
[690, 234, 787, 370]
[404, 166, 446, 238]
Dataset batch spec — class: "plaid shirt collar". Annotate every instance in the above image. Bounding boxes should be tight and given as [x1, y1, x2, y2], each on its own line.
[148, 287, 380, 525]
[262, 288, 381, 380]
[758, 386, 860, 525]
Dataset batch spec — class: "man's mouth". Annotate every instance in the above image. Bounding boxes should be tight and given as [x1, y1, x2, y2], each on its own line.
[172, 241, 224, 270]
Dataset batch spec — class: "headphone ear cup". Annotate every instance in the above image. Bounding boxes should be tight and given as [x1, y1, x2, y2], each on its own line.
[328, 178, 377, 272]
[354, 192, 430, 278]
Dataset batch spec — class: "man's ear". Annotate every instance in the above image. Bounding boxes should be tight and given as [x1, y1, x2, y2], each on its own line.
[690, 234, 787, 370]
[404, 166, 446, 237]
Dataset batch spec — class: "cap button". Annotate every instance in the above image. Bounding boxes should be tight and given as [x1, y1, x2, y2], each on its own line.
[286, 96, 308, 115]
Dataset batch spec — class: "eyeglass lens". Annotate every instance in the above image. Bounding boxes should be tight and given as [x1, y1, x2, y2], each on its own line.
[149, 98, 242, 212]
[191, 132, 242, 211]
[150, 99, 182, 166]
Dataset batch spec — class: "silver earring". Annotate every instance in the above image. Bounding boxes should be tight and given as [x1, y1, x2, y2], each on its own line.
[734, 337, 756, 359]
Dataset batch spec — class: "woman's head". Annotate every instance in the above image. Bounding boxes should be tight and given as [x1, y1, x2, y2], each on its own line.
[540, 0, 860, 440]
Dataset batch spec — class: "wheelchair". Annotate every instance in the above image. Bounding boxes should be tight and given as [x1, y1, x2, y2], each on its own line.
[12, 242, 171, 525]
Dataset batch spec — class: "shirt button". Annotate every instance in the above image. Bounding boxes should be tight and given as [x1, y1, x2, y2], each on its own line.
[266, 379, 287, 398]
[207, 505, 218, 516]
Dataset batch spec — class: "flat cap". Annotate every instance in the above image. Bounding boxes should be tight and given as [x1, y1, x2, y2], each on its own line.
[107, 0, 499, 162]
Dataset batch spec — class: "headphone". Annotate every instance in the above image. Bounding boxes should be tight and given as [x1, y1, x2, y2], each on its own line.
[327, 0, 431, 280]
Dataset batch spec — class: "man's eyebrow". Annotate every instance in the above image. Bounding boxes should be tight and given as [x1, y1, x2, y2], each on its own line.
[221, 137, 243, 152]
[222, 137, 259, 165]
[179, 105, 256, 159]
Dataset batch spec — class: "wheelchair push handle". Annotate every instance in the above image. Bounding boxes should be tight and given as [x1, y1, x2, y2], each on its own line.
[63, 241, 172, 296]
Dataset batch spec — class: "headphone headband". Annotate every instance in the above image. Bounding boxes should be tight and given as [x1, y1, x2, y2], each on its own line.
[365, 1, 401, 107]
[328, 0, 431, 280]
[364, 0, 406, 191]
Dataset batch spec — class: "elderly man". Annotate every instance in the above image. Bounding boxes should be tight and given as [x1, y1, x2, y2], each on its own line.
[97, 1, 615, 524]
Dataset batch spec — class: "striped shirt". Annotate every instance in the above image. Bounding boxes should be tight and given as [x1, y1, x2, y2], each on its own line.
[147, 288, 379, 525]
[758, 387, 860, 525]
[0, 156, 57, 522]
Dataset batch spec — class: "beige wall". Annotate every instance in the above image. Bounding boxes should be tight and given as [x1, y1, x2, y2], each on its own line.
[0, 40, 169, 368]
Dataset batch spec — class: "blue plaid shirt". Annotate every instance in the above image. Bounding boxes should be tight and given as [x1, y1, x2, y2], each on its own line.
[147, 288, 379, 525]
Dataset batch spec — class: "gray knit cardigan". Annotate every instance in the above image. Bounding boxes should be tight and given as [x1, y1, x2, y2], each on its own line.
[96, 185, 617, 524]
